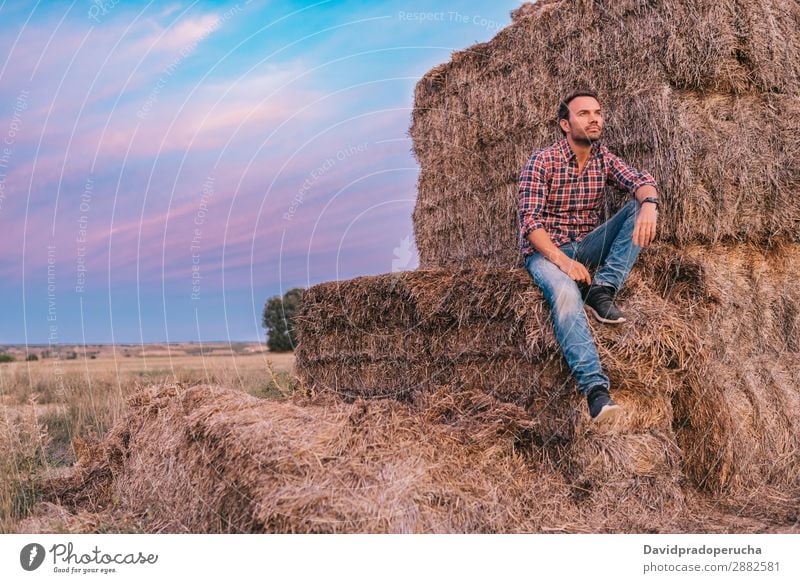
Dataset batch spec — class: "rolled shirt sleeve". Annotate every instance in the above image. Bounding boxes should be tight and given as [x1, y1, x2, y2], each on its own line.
[518, 151, 548, 244]
[604, 151, 657, 195]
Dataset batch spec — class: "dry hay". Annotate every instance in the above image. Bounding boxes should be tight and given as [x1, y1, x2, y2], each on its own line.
[23, 383, 795, 534]
[295, 242, 800, 524]
[15, 503, 143, 534]
[410, 0, 800, 269]
[296, 244, 701, 420]
[662, 243, 800, 521]
[296, 249, 701, 527]
[19, 384, 580, 533]
[297, 249, 698, 390]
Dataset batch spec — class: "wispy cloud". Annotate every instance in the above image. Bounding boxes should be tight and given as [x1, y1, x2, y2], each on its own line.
[1, 0, 517, 342]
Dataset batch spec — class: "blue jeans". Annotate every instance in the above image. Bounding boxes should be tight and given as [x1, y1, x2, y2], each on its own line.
[524, 199, 642, 394]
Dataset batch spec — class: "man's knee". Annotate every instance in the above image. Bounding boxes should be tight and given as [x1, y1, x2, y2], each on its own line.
[617, 199, 641, 233]
[527, 257, 587, 325]
[551, 282, 583, 324]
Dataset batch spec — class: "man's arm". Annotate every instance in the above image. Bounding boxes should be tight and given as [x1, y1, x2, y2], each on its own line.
[605, 151, 658, 196]
[518, 151, 548, 244]
[527, 228, 592, 284]
[605, 152, 659, 247]
[632, 183, 658, 204]
[518, 152, 591, 284]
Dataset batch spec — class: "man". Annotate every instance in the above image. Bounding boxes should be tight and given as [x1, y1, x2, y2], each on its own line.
[518, 90, 660, 423]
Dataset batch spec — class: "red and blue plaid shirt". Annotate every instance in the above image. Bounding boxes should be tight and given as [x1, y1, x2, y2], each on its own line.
[518, 138, 657, 256]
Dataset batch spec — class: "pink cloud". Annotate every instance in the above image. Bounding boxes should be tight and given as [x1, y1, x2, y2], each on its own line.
[133, 13, 224, 54]
[0, 7, 420, 295]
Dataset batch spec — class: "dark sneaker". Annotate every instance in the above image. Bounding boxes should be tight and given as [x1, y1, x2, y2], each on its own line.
[584, 284, 626, 324]
[586, 386, 623, 423]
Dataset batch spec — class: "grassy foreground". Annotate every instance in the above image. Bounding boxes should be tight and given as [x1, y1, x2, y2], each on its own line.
[0, 346, 295, 533]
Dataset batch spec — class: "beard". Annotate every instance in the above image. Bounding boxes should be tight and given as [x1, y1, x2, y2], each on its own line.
[572, 125, 602, 145]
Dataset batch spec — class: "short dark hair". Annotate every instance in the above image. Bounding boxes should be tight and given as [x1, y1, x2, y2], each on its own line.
[557, 90, 600, 135]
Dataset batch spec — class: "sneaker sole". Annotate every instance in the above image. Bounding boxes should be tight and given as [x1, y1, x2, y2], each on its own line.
[586, 305, 626, 325]
[592, 403, 623, 424]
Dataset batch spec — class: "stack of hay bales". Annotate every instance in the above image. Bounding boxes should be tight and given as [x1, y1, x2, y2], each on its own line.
[297, 0, 800, 525]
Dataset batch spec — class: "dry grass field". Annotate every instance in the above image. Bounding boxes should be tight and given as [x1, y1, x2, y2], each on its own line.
[0, 344, 295, 533]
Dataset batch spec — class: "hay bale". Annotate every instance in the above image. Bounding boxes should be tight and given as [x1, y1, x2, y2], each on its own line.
[288, 0, 800, 531]
[410, 0, 800, 269]
[296, 243, 800, 523]
[297, 256, 698, 412]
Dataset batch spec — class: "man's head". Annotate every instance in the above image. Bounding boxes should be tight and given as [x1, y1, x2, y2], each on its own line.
[557, 91, 603, 144]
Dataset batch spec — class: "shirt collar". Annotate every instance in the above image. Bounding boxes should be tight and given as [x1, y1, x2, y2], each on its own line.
[558, 137, 601, 162]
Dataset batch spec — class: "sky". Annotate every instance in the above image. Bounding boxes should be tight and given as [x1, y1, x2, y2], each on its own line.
[0, 0, 522, 345]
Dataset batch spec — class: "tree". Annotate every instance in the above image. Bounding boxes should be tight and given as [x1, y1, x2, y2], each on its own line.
[262, 288, 304, 352]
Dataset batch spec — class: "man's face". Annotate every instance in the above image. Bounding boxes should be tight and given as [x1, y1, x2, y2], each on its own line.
[562, 96, 603, 144]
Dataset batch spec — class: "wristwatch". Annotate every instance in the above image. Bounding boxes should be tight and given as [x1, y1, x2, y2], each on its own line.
[641, 196, 660, 209]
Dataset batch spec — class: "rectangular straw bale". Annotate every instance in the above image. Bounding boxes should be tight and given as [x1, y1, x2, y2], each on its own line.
[297, 262, 696, 439]
[676, 354, 800, 522]
[676, 242, 800, 356]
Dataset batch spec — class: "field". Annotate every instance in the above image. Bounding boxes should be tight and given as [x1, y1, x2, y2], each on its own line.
[0, 343, 295, 533]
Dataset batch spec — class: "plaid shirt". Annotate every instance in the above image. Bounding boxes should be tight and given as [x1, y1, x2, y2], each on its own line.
[518, 138, 657, 256]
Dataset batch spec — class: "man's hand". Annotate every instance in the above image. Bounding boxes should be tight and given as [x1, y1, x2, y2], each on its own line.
[556, 256, 592, 285]
[633, 203, 658, 247]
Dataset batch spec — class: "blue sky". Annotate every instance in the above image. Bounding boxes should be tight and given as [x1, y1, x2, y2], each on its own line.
[0, 0, 522, 344]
